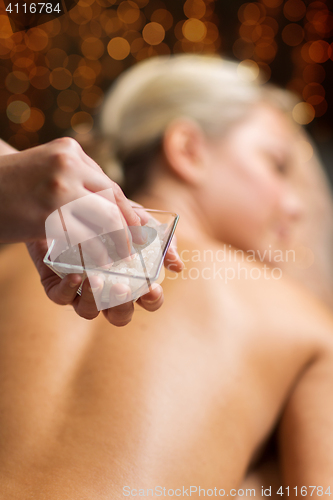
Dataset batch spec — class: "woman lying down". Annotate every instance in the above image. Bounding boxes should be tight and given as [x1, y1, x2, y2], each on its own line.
[1, 55, 333, 498]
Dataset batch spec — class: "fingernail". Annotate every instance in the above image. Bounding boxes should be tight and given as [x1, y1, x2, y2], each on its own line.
[69, 279, 81, 288]
[150, 283, 160, 292]
[115, 292, 128, 301]
[144, 283, 162, 303]
[88, 284, 101, 294]
[144, 296, 161, 304]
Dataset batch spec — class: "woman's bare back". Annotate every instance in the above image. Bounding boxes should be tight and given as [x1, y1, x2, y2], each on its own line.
[0, 241, 333, 499]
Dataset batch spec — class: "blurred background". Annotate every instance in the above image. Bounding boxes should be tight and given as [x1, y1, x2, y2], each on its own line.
[0, 0, 332, 180]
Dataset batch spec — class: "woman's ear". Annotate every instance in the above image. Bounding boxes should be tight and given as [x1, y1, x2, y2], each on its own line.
[162, 118, 209, 185]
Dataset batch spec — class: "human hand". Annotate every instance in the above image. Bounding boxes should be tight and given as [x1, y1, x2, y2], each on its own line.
[0, 137, 140, 243]
[0, 137, 183, 324]
[27, 236, 178, 326]
[26, 222, 183, 327]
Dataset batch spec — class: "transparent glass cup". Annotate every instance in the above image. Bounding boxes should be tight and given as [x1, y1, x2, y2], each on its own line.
[43, 208, 179, 310]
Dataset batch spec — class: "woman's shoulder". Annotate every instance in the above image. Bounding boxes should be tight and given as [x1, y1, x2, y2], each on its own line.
[168, 237, 333, 351]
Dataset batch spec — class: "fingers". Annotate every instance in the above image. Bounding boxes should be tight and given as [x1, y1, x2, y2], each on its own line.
[43, 138, 141, 255]
[61, 192, 133, 261]
[128, 225, 151, 246]
[105, 213, 133, 258]
[103, 302, 135, 327]
[110, 183, 142, 228]
[164, 244, 184, 273]
[74, 144, 142, 230]
[42, 273, 83, 305]
[64, 192, 124, 241]
[128, 207, 183, 272]
[102, 283, 135, 326]
[130, 202, 151, 225]
[136, 283, 164, 312]
[71, 275, 103, 320]
[44, 271, 164, 323]
[78, 164, 140, 231]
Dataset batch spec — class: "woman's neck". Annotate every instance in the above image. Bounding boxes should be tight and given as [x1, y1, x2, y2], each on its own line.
[134, 177, 214, 243]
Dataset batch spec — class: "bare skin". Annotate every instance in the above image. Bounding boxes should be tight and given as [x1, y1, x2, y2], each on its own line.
[0, 105, 333, 497]
[0, 239, 333, 499]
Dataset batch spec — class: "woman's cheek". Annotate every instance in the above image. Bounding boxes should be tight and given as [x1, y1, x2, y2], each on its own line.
[248, 177, 282, 233]
[262, 183, 285, 236]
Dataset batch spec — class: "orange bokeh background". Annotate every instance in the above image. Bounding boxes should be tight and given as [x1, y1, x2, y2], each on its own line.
[0, 0, 332, 152]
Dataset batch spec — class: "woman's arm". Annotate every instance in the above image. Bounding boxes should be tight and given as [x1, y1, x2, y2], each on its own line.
[278, 338, 333, 492]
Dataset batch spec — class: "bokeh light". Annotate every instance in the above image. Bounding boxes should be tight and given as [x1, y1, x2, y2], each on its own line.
[50, 68, 72, 90]
[283, 0, 306, 22]
[238, 3, 266, 26]
[73, 65, 96, 88]
[5, 71, 30, 93]
[151, 9, 173, 31]
[6, 100, 30, 123]
[81, 86, 104, 108]
[0, 0, 331, 148]
[7, 93, 30, 106]
[308, 40, 330, 63]
[29, 67, 51, 89]
[233, 39, 255, 59]
[57, 90, 80, 112]
[303, 63, 326, 83]
[182, 19, 206, 42]
[303, 82, 325, 102]
[45, 48, 67, 69]
[142, 22, 165, 45]
[261, 0, 283, 7]
[22, 108, 45, 131]
[24, 29, 49, 51]
[81, 37, 105, 59]
[183, 0, 206, 20]
[237, 59, 260, 81]
[282, 24, 304, 46]
[71, 111, 94, 133]
[107, 37, 130, 59]
[117, 1, 140, 24]
[292, 102, 315, 124]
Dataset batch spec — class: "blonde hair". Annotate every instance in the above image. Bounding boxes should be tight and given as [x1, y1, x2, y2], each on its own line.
[99, 54, 296, 196]
[97, 54, 333, 306]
